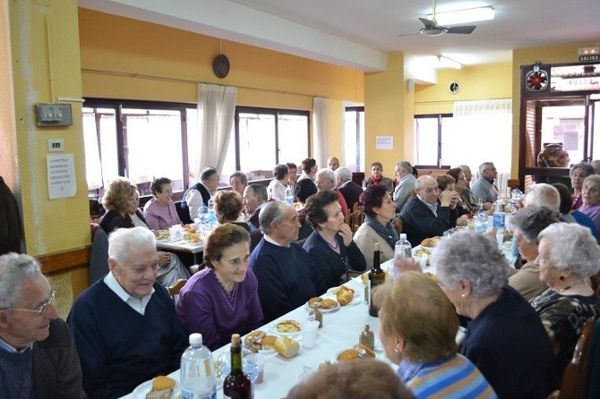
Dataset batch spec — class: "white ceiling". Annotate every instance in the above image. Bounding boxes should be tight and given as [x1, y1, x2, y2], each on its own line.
[80, 0, 600, 71]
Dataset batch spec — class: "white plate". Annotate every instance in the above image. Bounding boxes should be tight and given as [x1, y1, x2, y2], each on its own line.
[304, 295, 340, 313]
[131, 380, 180, 399]
[270, 321, 302, 337]
[327, 286, 361, 302]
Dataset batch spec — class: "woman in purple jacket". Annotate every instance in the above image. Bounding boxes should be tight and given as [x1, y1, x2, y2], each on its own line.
[176, 224, 264, 350]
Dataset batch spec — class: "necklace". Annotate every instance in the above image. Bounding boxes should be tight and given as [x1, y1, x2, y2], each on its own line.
[214, 272, 238, 311]
[319, 231, 339, 251]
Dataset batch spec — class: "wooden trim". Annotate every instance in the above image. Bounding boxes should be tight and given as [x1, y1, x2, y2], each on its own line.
[38, 246, 91, 275]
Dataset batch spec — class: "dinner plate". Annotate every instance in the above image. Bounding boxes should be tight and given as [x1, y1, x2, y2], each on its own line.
[304, 295, 340, 313]
[131, 380, 181, 399]
[270, 321, 302, 337]
[326, 286, 361, 302]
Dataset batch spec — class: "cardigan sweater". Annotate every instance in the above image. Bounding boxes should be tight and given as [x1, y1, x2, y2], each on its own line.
[460, 286, 558, 399]
[303, 231, 366, 289]
[176, 267, 264, 351]
[67, 280, 187, 399]
[352, 223, 395, 268]
[400, 197, 457, 247]
[143, 199, 182, 230]
[249, 238, 325, 322]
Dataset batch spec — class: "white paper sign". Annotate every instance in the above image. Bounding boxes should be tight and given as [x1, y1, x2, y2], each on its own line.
[47, 154, 76, 199]
[376, 136, 394, 150]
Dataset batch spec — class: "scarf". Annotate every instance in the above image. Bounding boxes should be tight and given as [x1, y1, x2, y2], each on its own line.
[364, 215, 398, 249]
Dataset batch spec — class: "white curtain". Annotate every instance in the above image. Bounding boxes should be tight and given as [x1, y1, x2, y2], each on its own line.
[445, 99, 512, 193]
[193, 83, 237, 178]
[313, 97, 329, 167]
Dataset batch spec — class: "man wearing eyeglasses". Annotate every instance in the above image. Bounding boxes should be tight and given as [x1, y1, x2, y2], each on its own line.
[68, 227, 187, 398]
[471, 162, 499, 203]
[0, 253, 86, 398]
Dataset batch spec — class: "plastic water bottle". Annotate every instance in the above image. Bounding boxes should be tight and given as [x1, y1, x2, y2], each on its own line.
[392, 233, 412, 278]
[206, 198, 217, 226]
[474, 204, 487, 234]
[493, 200, 505, 229]
[285, 186, 294, 205]
[197, 204, 209, 232]
[180, 333, 217, 399]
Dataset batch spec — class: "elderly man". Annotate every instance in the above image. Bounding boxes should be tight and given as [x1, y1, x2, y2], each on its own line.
[250, 202, 325, 322]
[335, 167, 363, 211]
[327, 156, 340, 171]
[229, 171, 248, 196]
[68, 227, 187, 398]
[181, 166, 220, 223]
[471, 162, 499, 203]
[243, 183, 268, 230]
[400, 175, 458, 246]
[393, 161, 416, 212]
[315, 168, 348, 215]
[0, 253, 86, 399]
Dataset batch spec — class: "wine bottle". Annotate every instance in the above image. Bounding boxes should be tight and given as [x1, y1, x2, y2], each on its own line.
[223, 334, 252, 399]
[368, 242, 386, 317]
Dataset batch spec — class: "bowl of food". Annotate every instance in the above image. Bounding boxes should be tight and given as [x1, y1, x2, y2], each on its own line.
[336, 344, 376, 362]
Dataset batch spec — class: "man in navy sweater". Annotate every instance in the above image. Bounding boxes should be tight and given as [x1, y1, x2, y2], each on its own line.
[250, 202, 325, 322]
[68, 227, 187, 399]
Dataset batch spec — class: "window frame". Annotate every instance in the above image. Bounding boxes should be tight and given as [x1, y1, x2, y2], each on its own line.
[414, 113, 453, 168]
[345, 106, 364, 170]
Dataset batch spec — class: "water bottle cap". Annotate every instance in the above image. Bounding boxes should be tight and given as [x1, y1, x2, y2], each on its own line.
[189, 333, 203, 346]
[400, 233, 407, 240]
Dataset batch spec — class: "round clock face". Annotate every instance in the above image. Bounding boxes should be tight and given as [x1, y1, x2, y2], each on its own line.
[213, 54, 230, 78]
[448, 81, 460, 94]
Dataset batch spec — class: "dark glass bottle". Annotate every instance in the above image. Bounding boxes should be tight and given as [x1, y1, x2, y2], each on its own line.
[368, 242, 385, 317]
[223, 334, 252, 399]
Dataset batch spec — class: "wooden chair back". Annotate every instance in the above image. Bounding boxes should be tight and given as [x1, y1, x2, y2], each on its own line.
[168, 279, 187, 301]
[548, 316, 596, 399]
[345, 207, 365, 233]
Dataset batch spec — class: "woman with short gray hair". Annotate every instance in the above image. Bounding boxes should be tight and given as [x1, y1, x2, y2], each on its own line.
[508, 206, 561, 300]
[569, 162, 595, 210]
[530, 222, 600, 374]
[580, 174, 600, 233]
[433, 231, 558, 398]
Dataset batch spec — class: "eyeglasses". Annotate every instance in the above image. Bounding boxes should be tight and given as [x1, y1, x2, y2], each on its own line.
[2, 290, 55, 316]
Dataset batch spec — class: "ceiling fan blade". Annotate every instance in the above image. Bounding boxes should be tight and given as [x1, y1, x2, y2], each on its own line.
[398, 32, 420, 37]
[447, 25, 476, 34]
[418, 17, 437, 29]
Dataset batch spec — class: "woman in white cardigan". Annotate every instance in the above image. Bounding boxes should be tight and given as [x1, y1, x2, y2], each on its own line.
[353, 184, 398, 268]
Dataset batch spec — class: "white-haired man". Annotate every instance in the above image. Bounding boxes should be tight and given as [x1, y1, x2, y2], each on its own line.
[0, 253, 85, 399]
[249, 202, 325, 322]
[68, 227, 187, 398]
[315, 168, 349, 215]
[181, 166, 220, 223]
[335, 167, 363, 211]
[393, 161, 416, 212]
[471, 162, 499, 203]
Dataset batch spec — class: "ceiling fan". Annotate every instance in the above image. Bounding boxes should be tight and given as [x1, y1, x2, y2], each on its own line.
[400, 0, 477, 37]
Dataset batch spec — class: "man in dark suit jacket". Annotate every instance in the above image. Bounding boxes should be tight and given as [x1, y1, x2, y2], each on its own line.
[400, 175, 459, 246]
[335, 167, 363, 211]
[243, 183, 268, 230]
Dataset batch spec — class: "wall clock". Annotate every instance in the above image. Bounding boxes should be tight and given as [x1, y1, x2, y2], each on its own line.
[213, 54, 230, 79]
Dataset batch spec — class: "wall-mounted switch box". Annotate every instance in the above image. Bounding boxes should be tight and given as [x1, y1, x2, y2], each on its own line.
[48, 138, 64, 152]
[35, 103, 72, 127]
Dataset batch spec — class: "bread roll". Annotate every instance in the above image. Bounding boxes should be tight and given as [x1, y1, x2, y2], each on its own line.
[151, 376, 175, 391]
[320, 298, 338, 309]
[337, 349, 360, 362]
[336, 287, 354, 306]
[260, 335, 277, 350]
[273, 336, 300, 358]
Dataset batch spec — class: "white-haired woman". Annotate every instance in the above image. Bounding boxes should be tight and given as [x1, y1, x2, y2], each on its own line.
[580, 175, 600, 233]
[529, 223, 600, 374]
[433, 231, 558, 399]
[570, 162, 595, 210]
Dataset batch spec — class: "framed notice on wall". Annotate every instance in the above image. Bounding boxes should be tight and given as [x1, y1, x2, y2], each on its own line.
[47, 154, 77, 199]
[376, 136, 394, 150]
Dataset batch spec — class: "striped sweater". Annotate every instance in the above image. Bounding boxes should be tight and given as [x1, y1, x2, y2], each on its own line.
[397, 354, 497, 399]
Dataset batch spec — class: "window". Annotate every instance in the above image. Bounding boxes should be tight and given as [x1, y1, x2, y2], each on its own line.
[414, 114, 452, 167]
[225, 107, 310, 180]
[82, 100, 190, 196]
[344, 106, 364, 171]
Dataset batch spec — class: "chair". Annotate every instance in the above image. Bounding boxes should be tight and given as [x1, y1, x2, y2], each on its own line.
[89, 228, 109, 284]
[344, 207, 364, 233]
[168, 279, 187, 301]
[586, 318, 600, 399]
[547, 316, 596, 399]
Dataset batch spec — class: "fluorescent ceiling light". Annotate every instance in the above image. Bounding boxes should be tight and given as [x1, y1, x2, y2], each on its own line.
[437, 55, 462, 69]
[427, 6, 495, 26]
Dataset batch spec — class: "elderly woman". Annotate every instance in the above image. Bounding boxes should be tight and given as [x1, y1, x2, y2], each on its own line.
[436, 175, 468, 227]
[213, 190, 251, 232]
[303, 190, 366, 288]
[579, 175, 600, 233]
[570, 162, 595, 210]
[353, 184, 398, 267]
[529, 223, 600, 374]
[508, 206, 560, 300]
[552, 183, 600, 241]
[267, 164, 289, 202]
[229, 171, 248, 196]
[447, 167, 478, 213]
[143, 177, 182, 230]
[373, 272, 495, 398]
[433, 231, 558, 398]
[176, 224, 263, 350]
[100, 177, 190, 286]
[364, 161, 394, 193]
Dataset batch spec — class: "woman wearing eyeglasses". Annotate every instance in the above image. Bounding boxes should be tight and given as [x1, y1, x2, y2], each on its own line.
[176, 224, 263, 350]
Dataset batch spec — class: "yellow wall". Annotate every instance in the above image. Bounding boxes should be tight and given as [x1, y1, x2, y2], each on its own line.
[414, 63, 512, 115]
[511, 42, 599, 177]
[364, 53, 405, 175]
